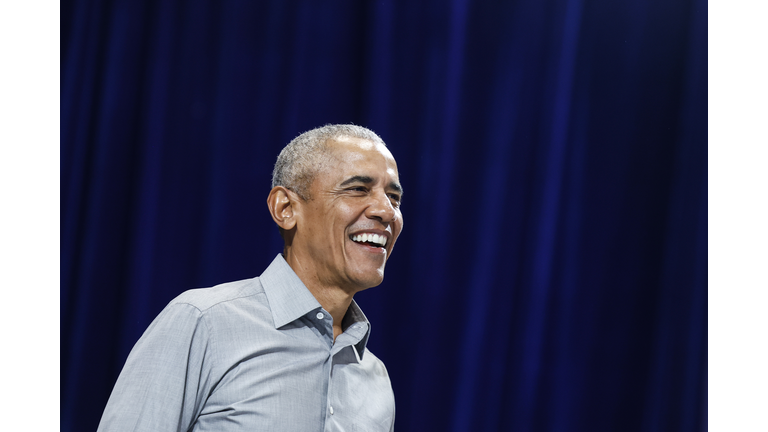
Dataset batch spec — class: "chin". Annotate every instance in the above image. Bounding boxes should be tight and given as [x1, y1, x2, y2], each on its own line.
[350, 269, 385, 291]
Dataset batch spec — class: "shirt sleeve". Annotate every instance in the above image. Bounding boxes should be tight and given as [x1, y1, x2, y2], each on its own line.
[389, 402, 396, 432]
[97, 302, 212, 432]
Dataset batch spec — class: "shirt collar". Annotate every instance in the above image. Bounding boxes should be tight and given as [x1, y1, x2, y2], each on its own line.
[342, 299, 372, 360]
[259, 254, 372, 359]
[260, 254, 322, 329]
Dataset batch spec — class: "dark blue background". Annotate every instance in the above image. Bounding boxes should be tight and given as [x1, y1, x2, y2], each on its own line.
[61, 0, 707, 431]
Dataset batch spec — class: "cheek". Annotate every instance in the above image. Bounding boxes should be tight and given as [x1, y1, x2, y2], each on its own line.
[331, 208, 357, 240]
[337, 203, 366, 225]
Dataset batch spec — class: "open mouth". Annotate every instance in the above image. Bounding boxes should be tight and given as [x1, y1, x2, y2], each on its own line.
[351, 233, 387, 248]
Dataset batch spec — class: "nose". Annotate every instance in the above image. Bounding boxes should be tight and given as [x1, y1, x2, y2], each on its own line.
[366, 189, 397, 223]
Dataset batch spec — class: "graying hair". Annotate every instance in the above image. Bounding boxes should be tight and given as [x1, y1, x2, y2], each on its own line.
[272, 124, 386, 200]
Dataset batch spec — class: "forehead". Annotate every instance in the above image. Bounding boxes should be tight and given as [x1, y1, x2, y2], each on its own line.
[321, 136, 399, 181]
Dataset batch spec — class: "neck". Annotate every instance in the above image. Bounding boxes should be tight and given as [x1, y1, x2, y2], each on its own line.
[283, 250, 355, 341]
[308, 284, 353, 341]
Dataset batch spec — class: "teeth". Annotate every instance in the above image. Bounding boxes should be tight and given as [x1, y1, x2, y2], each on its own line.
[351, 233, 387, 247]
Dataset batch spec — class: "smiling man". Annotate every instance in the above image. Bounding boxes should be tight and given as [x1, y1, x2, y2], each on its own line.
[97, 125, 402, 432]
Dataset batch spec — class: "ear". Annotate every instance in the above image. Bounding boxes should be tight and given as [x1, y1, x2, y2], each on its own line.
[267, 186, 298, 231]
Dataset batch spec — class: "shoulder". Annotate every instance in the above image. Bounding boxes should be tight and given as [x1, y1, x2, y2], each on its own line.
[156, 277, 277, 341]
[147, 277, 271, 336]
[360, 348, 392, 380]
[169, 277, 266, 313]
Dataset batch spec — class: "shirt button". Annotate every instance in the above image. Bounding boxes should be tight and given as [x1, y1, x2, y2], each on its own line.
[330, 406, 334, 415]
[316, 312, 324, 320]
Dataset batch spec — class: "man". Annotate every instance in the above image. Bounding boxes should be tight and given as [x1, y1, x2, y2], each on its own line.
[97, 124, 403, 431]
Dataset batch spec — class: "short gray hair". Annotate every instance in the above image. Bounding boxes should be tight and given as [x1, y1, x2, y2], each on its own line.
[272, 124, 385, 200]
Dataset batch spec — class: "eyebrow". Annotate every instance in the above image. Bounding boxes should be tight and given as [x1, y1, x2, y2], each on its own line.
[339, 175, 403, 195]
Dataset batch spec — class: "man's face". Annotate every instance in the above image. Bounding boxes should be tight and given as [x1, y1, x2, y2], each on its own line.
[291, 136, 403, 294]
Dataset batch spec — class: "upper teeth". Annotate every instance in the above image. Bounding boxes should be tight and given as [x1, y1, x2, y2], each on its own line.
[352, 233, 387, 247]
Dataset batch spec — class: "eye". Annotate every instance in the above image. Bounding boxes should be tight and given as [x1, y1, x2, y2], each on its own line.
[388, 194, 402, 205]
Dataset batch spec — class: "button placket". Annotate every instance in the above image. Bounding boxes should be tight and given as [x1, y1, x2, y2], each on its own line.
[326, 352, 336, 423]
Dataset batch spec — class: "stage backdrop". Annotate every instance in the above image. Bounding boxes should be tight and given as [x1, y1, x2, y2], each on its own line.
[61, 0, 707, 431]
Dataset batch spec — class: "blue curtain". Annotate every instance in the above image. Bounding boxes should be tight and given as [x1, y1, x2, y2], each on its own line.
[61, 0, 707, 431]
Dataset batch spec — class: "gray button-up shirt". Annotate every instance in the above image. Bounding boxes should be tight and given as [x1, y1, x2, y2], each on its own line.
[97, 254, 395, 432]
